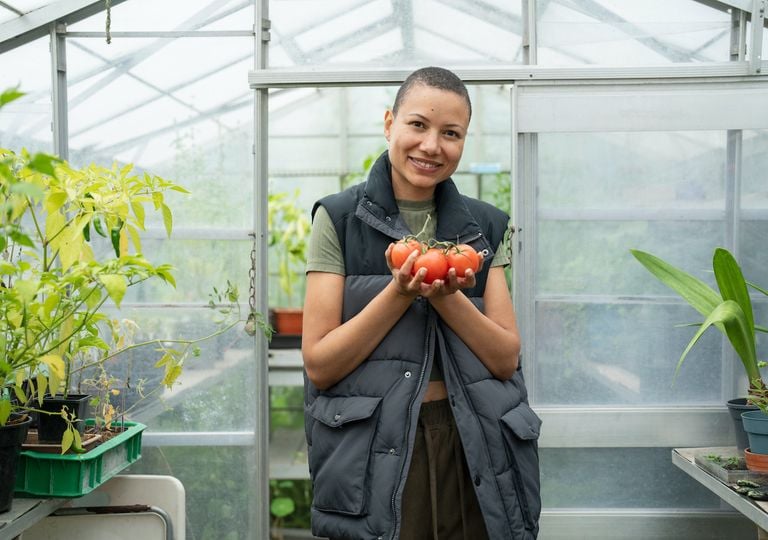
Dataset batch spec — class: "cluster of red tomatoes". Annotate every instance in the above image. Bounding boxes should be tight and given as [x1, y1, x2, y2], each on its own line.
[390, 236, 481, 284]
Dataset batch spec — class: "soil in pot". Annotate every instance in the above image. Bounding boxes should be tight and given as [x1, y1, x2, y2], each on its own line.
[0, 414, 32, 513]
[37, 393, 91, 444]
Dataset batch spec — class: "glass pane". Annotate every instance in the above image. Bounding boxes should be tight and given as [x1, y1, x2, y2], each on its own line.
[538, 132, 726, 211]
[128, 446, 258, 539]
[741, 129, 768, 282]
[542, 447, 725, 508]
[66, 37, 253, 228]
[535, 302, 723, 406]
[537, 220, 723, 296]
[268, 0, 523, 67]
[0, 37, 52, 153]
[538, 0, 731, 65]
[78, 306, 256, 432]
[70, 0, 252, 31]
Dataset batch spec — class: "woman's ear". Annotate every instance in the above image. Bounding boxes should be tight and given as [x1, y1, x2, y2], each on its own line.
[383, 109, 394, 141]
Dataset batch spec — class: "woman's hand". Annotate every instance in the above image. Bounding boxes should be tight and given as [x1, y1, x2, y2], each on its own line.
[385, 244, 483, 298]
[386, 243, 427, 296]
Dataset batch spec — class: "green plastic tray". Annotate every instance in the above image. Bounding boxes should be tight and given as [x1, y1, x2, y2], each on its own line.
[14, 420, 146, 498]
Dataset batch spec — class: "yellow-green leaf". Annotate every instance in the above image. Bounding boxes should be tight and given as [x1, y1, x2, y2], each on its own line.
[44, 190, 68, 215]
[45, 208, 66, 244]
[131, 201, 146, 229]
[152, 191, 163, 210]
[128, 224, 142, 253]
[162, 364, 183, 388]
[61, 427, 73, 454]
[39, 354, 66, 382]
[72, 428, 84, 453]
[161, 203, 172, 238]
[99, 274, 127, 307]
[0, 400, 10, 425]
[43, 292, 60, 318]
[154, 352, 171, 368]
[36, 372, 48, 405]
[13, 279, 38, 304]
[13, 380, 26, 404]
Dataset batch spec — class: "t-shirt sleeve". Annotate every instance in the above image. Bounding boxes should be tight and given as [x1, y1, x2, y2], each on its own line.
[305, 205, 346, 275]
[490, 218, 515, 268]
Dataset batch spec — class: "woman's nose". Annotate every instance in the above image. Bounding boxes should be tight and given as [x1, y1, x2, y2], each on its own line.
[419, 131, 439, 154]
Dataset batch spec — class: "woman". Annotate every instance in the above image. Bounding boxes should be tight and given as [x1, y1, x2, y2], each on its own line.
[302, 66, 541, 540]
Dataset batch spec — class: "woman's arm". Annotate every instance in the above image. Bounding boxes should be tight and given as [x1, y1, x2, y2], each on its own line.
[302, 248, 430, 390]
[428, 266, 520, 380]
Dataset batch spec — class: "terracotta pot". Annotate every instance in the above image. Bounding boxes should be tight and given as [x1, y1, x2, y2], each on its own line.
[272, 308, 303, 336]
[744, 447, 768, 473]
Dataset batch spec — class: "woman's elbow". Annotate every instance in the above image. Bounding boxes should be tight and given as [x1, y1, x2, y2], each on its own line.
[493, 345, 520, 381]
[302, 352, 334, 390]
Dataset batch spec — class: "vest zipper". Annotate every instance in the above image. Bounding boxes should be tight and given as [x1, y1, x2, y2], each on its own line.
[390, 297, 432, 540]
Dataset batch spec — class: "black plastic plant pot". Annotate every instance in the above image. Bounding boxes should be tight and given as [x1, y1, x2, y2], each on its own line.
[0, 414, 32, 513]
[727, 398, 760, 452]
[37, 394, 91, 444]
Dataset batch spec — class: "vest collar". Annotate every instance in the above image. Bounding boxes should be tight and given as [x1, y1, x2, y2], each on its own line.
[358, 151, 484, 243]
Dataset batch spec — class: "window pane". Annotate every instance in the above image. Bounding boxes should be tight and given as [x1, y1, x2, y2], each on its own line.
[128, 446, 258, 539]
[542, 447, 726, 508]
[268, 0, 523, 67]
[81, 307, 256, 432]
[535, 301, 723, 406]
[0, 38, 52, 153]
[70, 0, 252, 32]
[66, 37, 253, 228]
[538, 0, 731, 65]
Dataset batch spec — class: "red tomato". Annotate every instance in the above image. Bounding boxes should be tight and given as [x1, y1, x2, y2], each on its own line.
[412, 248, 449, 284]
[446, 244, 480, 276]
[391, 238, 423, 269]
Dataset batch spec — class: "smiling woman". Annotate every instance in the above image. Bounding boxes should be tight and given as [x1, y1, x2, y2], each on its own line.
[301, 67, 537, 540]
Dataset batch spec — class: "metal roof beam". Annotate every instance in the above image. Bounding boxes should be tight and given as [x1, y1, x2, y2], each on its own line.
[0, 0, 129, 54]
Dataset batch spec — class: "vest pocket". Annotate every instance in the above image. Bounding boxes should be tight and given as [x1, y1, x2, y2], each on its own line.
[499, 402, 542, 530]
[308, 394, 383, 515]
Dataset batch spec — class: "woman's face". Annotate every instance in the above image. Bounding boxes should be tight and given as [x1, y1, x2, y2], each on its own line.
[384, 84, 470, 201]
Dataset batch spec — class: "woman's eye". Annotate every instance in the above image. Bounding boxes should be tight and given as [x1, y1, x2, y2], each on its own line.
[444, 130, 461, 139]
[409, 121, 424, 128]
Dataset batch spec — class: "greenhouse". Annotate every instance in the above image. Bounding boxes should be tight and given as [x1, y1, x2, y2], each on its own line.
[0, 0, 767, 539]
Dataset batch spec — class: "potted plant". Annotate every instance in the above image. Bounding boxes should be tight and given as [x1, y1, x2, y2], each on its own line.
[630, 247, 767, 451]
[0, 412, 32, 512]
[268, 189, 311, 336]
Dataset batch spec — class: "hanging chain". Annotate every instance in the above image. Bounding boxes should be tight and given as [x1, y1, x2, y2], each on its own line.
[105, 0, 112, 44]
[244, 233, 258, 336]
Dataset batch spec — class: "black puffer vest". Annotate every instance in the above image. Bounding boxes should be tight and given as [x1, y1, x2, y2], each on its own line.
[304, 152, 541, 540]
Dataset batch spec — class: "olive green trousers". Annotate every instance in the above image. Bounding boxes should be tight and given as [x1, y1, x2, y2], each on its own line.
[400, 399, 489, 540]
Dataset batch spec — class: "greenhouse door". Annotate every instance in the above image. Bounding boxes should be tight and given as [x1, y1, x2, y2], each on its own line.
[511, 77, 768, 538]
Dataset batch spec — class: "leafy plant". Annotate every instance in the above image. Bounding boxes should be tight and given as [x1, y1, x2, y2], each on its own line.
[630, 247, 768, 400]
[0, 88, 267, 452]
[706, 453, 742, 470]
[268, 190, 311, 308]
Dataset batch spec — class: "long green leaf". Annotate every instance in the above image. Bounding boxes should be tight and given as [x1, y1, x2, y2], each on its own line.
[630, 249, 721, 316]
[675, 300, 759, 382]
[713, 247, 754, 337]
[749, 281, 768, 297]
